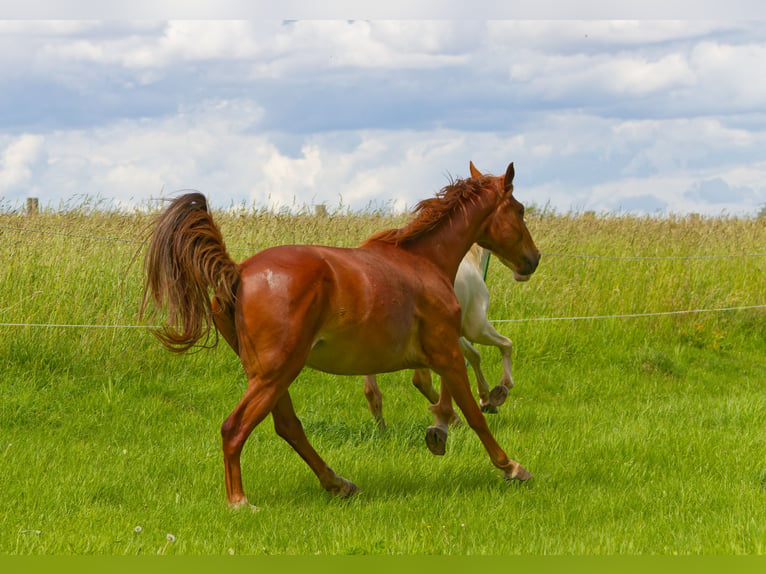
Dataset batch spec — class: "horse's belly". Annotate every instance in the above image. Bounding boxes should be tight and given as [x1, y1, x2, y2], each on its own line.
[305, 327, 425, 376]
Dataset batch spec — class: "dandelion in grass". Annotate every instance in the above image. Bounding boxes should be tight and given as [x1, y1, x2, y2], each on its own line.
[134, 526, 142, 533]
[159, 533, 176, 555]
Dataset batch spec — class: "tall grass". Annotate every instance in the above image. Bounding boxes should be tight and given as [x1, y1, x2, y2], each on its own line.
[1, 201, 765, 555]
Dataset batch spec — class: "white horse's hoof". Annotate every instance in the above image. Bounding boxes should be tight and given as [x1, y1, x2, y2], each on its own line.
[489, 385, 509, 407]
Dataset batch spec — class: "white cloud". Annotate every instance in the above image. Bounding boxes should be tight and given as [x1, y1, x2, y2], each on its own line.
[259, 144, 323, 206]
[0, 134, 44, 193]
[5, 20, 765, 121]
[688, 40, 766, 109]
[26, 20, 473, 78]
[508, 48, 697, 103]
[36, 21, 262, 69]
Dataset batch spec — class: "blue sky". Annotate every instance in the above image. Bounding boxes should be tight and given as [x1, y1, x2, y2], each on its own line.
[1, 13, 766, 215]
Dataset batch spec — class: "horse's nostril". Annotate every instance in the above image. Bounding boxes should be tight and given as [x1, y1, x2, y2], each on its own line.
[526, 252, 541, 272]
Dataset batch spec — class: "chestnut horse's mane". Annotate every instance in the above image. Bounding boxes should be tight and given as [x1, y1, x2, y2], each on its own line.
[362, 176, 492, 247]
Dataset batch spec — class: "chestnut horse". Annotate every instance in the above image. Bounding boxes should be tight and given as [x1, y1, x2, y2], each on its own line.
[141, 161, 540, 508]
[363, 243, 517, 430]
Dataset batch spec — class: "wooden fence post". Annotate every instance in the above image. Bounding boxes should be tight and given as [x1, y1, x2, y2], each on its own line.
[26, 198, 39, 216]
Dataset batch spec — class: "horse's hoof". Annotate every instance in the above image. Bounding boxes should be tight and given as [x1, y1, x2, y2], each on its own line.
[489, 385, 509, 407]
[481, 403, 498, 414]
[425, 425, 447, 456]
[331, 478, 360, 498]
[228, 498, 261, 512]
[504, 464, 533, 482]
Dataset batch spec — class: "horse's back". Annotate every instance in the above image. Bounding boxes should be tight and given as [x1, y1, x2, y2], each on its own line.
[237, 243, 438, 307]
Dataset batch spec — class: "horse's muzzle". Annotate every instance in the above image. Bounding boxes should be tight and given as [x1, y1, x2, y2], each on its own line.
[513, 251, 541, 282]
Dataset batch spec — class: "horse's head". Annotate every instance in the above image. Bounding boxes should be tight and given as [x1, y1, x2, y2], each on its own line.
[472, 162, 541, 282]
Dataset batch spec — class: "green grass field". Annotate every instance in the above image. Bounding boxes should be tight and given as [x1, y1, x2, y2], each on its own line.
[1, 201, 765, 555]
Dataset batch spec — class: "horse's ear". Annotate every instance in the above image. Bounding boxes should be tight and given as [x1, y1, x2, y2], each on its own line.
[469, 161, 483, 178]
[503, 162, 515, 194]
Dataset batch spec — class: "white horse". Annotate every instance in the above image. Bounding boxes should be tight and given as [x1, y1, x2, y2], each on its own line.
[363, 244, 515, 430]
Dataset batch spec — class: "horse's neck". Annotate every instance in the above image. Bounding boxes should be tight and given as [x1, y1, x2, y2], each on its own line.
[403, 203, 493, 282]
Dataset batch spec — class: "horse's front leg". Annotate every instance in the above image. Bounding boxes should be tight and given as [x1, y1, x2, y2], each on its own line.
[427, 344, 532, 481]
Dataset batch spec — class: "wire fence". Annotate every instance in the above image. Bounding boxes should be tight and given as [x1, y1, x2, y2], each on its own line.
[0, 322, 151, 329]
[2, 304, 765, 330]
[1, 223, 764, 330]
[543, 252, 766, 260]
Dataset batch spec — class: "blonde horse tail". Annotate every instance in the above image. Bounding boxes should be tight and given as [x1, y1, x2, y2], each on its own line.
[140, 192, 240, 353]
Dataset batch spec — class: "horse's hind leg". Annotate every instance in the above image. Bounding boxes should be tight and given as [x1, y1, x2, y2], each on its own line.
[426, 385, 457, 456]
[221, 378, 285, 508]
[272, 391, 358, 497]
[363, 375, 386, 431]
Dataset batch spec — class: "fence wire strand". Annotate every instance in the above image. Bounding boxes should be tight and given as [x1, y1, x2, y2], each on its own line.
[2, 305, 764, 330]
[489, 304, 766, 324]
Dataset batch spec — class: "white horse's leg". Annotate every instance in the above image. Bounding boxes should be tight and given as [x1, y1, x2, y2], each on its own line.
[458, 252, 515, 409]
[469, 323, 514, 408]
[459, 337, 495, 413]
[457, 247, 516, 410]
[363, 375, 387, 431]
